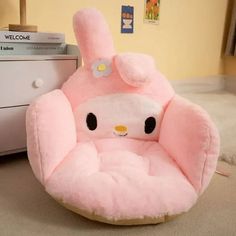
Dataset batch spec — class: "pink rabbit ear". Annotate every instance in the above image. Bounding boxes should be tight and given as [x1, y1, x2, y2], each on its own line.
[114, 53, 156, 87]
[73, 8, 115, 67]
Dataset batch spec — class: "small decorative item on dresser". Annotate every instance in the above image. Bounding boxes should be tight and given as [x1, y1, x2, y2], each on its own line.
[9, 0, 37, 32]
[2, 0, 67, 56]
[0, 30, 66, 55]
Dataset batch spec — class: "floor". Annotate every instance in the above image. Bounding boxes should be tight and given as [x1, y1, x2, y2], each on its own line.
[0, 153, 235, 236]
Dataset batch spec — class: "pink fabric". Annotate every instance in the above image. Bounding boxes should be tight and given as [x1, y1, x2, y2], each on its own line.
[159, 95, 220, 193]
[26, 90, 76, 184]
[26, 8, 220, 222]
[114, 53, 156, 87]
[45, 139, 197, 220]
[73, 8, 115, 67]
[62, 10, 174, 111]
[62, 63, 174, 112]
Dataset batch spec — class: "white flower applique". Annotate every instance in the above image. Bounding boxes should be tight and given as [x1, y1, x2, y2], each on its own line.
[92, 59, 112, 78]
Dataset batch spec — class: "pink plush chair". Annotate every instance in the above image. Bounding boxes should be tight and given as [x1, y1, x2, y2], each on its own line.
[26, 9, 220, 225]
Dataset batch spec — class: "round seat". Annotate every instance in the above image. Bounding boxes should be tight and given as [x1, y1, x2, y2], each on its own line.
[45, 139, 197, 224]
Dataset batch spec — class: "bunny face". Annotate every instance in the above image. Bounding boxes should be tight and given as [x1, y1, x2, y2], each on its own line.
[61, 9, 175, 142]
[74, 93, 163, 141]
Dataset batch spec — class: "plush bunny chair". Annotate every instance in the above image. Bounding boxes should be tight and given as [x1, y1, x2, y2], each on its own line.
[26, 8, 220, 225]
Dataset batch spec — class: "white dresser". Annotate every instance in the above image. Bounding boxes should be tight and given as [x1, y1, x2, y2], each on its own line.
[0, 45, 81, 155]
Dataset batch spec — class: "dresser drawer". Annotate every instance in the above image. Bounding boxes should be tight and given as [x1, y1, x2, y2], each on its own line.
[0, 106, 27, 153]
[0, 60, 76, 107]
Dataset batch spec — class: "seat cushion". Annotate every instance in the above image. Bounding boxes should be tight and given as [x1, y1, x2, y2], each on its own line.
[45, 138, 198, 223]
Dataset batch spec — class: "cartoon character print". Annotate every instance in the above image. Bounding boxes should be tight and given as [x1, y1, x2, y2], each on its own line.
[74, 93, 163, 141]
[62, 9, 174, 142]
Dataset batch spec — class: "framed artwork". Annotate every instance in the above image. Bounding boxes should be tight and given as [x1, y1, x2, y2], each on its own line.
[121, 5, 134, 33]
[144, 0, 160, 25]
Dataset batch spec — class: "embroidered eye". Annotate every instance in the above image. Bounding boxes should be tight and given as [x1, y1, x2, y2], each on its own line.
[86, 113, 97, 131]
[144, 117, 156, 134]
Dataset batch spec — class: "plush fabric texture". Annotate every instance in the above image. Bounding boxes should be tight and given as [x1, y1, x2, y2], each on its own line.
[114, 53, 156, 87]
[26, 8, 220, 225]
[45, 139, 198, 221]
[26, 90, 76, 184]
[181, 91, 236, 165]
[159, 95, 220, 194]
[74, 93, 163, 141]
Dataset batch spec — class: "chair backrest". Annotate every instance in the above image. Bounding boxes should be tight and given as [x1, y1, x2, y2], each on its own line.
[61, 8, 175, 141]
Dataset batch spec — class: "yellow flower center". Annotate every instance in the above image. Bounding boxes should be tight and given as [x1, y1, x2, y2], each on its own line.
[97, 63, 107, 72]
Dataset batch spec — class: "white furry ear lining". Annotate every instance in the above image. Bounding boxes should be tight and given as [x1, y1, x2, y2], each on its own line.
[114, 53, 156, 87]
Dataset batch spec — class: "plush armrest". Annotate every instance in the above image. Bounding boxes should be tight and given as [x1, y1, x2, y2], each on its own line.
[159, 95, 220, 194]
[26, 89, 76, 184]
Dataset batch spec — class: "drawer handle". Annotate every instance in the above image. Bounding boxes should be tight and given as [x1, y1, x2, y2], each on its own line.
[34, 78, 44, 88]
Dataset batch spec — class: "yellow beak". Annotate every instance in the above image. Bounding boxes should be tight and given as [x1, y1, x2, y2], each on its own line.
[113, 125, 128, 136]
[114, 125, 128, 133]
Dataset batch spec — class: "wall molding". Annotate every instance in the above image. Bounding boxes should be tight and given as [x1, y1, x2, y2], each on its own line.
[225, 75, 236, 93]
[170, 75, 236, 93]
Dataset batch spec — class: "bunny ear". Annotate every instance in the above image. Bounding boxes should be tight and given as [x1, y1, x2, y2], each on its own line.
[73, 8, 115, 67]
[114, 53, 156, 87]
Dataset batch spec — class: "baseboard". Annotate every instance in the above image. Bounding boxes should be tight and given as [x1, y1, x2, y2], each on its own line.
[170, 75, 236, 94]
[225, 76, 236, 93]
[170, 76, 225, 93]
